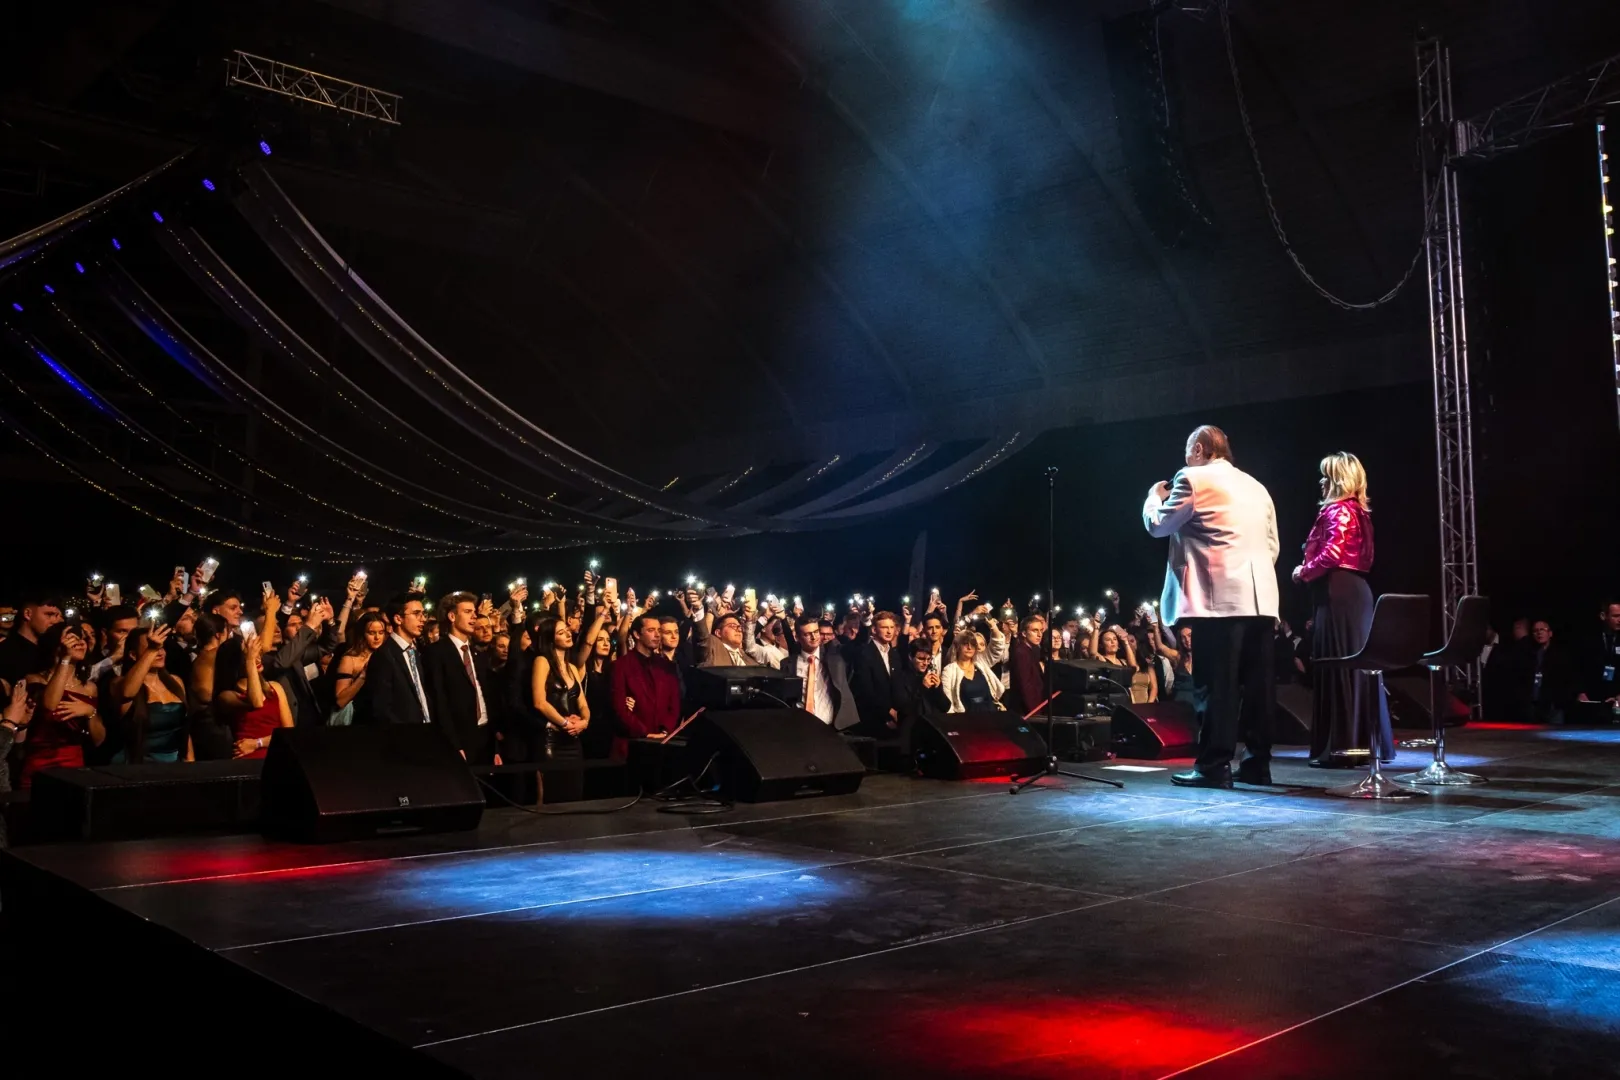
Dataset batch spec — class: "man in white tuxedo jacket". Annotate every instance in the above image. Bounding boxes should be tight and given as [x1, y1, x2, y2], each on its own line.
[1142, 425, 1279, 788]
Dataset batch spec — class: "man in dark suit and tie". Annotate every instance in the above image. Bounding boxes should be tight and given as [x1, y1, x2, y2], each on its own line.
[423, 591, 499, 763]
[848, 609, 901, 736]
[358, 595, 434, 730]
[782, 613, 859, 730]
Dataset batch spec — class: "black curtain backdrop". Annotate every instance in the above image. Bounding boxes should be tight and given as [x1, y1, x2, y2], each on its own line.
[1466, 121, 1620, 633]
[4, 381, 1440, 628]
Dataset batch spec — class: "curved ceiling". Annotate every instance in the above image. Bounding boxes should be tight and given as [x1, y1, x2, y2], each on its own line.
[3, 0, 1620, 489]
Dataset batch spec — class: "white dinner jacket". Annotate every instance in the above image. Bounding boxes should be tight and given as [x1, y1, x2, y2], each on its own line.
[1142, 458, 1280, 624]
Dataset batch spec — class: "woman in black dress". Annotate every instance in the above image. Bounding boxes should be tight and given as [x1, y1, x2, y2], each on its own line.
[527, 616, 590, 800]
[1291, 452, 1391, 767]
[580, 628, 616, 761]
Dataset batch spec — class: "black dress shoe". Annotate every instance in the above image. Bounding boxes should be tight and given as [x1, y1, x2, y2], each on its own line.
[1236, 760, 1272, 786]
[1170, 766, 1233, 789]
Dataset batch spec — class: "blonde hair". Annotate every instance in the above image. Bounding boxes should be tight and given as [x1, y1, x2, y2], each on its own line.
[1319, 452, 1369, 510]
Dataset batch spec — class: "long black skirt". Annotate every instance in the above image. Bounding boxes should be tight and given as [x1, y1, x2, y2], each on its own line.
[1310, 569, 1393, 761]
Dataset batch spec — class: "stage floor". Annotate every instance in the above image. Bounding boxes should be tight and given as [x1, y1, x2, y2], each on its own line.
[5, 723, 1620, 1078]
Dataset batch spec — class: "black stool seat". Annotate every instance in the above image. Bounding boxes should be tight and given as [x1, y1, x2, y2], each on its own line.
[1317, 593, 1431, 673]
[1402, 595, 1490, 787]
[1423, 595, 1491, 669]
[1321, 593, 1432, 800]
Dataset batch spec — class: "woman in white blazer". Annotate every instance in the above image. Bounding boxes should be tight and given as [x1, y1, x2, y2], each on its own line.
[941, 631, 1006, 712]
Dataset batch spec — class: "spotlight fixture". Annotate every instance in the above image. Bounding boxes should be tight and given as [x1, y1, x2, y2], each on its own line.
[152, 210, 163, 222]
[259, 140, 272, 155]
[202, 178, 216, 192]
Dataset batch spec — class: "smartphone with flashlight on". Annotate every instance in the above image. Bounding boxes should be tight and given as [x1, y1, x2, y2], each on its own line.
[241, 619, 256, 637]
[104, 583, 122, 605]
[743, 587, 757, 606]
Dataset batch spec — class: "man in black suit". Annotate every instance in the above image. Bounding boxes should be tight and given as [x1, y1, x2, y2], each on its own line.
[782, 613, 859, 730]
[848, 609, 901, 736]
[423, 591, 499, 763]
[891, 639, 948, 757]
[358, 595, 433, 729]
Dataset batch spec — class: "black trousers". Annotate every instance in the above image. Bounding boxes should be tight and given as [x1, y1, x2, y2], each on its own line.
[1184, 616, 1275, 771]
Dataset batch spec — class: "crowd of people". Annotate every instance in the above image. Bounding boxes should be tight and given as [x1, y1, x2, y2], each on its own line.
[0, 562, 1206, 796]
[0, 547, 1612, 816]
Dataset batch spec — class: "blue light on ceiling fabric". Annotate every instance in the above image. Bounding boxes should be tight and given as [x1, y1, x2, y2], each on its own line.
[202, 178, 216, 192]
[259, 140, 272, 156]
[32, 347, 106, 412]
[151, 210, 164, 223]
[74, 262, 85, 273]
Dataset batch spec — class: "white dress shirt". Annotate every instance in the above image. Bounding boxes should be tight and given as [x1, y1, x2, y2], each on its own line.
[393, 632, 432, 722]
[452, 634, 489, 726]
[795, 648, 835, 725]
[874, 640, 892, 675]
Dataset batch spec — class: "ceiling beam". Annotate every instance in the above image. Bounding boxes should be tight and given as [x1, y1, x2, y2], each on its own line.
[314, 0, 817, 146]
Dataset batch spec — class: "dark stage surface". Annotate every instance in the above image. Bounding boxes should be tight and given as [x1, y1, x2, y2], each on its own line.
[5, 725, 1620, 1079]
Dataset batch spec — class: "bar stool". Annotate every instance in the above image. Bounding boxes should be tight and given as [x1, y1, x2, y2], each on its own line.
[1400, 595, 1490, 787]
[1318, 593, 1432, 800]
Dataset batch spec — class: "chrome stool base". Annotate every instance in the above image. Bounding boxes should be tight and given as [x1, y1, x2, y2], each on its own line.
[1401, 760, 1485, 786]
[1398, 737, 1437, 749]
[1328, 770, 1427, 800]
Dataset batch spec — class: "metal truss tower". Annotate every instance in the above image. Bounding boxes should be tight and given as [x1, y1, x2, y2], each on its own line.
[1416, 39, 1477, 661]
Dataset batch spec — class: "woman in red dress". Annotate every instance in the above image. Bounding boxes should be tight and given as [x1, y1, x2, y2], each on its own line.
[212, 625, 292, 759]
[19, 623, 105, 788]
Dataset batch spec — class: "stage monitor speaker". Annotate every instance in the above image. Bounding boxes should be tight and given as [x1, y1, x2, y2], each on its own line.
[687, 665, 803, 711]
[1110, 701, 1199, 759]
[1049, 658, 1126, 697]
[29, 761, 263, 842]
[912, 712, 1049, 780]
[1273, 682, 1312, 746]
[260, 725, 484, 843]
[685, 709, 865, 802]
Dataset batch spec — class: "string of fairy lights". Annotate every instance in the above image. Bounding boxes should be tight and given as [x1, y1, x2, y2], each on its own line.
[0, 140, 1034, 558]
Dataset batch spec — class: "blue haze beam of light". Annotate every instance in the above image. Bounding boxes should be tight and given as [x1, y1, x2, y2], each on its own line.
[769, 0, 1118, 420]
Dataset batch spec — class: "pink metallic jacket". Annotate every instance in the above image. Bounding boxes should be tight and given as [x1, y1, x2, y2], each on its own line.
[1298, 499, 1374, 582]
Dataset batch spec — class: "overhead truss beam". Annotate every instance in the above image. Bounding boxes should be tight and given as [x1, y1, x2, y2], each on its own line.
[225, 50, 402, 125]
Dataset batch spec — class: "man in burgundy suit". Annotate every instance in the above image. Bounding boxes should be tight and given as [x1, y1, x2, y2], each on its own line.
[1004, 615, 1049, 718]
[609, 613, 682, 758]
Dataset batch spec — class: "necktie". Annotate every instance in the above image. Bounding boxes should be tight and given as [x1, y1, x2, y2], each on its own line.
[405, 645, 429, 720]
[461, 642, 487, 725]
[804, 655, 818, 715]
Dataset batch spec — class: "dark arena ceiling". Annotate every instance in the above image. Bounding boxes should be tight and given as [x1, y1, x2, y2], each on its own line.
[3, 0, 1619, 551]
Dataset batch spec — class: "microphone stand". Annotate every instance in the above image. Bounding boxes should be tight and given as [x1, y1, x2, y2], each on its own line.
[1013, 465, 1123, 792]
